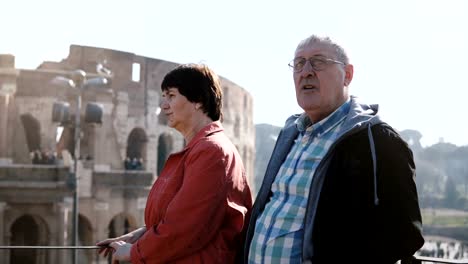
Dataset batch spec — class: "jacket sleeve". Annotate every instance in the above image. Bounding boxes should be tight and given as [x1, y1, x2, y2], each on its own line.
[373, 124, 425, 261]
[130, 141, 232, 263]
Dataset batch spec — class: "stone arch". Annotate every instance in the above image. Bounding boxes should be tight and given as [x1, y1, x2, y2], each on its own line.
[105, 213, 137, 263]
[107, 213, 137, 239]
[157, 133, 174, 175]
[78, 214, 94, 263]
[20, 114, 41, 152]
[126, 128, 148, 161]
[9, 214, 49, 264]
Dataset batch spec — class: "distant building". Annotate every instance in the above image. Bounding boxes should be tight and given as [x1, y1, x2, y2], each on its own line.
[0, 46, 254, 264]
[254, 123, 281, 194]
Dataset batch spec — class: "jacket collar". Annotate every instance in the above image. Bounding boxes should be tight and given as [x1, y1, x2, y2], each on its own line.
[184, 121, 223, 150]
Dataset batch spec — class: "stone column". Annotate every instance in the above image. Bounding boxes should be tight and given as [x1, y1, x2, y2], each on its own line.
[94, 201, 109, 264]
[0, 202, 8, 264]
[0, 57, 17, 161]
[61, 198, 73, 263]
[0, 94, 9, 159]
[50, 202, 64, 264]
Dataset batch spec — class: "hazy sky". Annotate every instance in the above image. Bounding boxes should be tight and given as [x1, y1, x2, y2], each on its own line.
[2, 0, 467, 147]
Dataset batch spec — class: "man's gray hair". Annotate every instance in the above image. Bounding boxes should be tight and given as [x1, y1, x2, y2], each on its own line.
[296, 35, 349, 65]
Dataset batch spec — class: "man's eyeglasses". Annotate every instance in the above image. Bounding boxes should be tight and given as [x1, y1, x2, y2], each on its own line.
[288, 57, 345, 72]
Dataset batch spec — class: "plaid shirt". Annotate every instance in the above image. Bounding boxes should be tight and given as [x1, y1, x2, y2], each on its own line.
[248, 100, 350, 263]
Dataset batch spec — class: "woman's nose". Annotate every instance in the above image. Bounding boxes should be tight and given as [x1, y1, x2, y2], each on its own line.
[160, 99, 169, 109]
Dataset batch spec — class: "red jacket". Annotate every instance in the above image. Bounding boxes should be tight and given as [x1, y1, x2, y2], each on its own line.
[131, 121, 252, 263]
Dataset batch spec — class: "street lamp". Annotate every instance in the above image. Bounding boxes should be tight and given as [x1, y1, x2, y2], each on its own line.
[52, 69, 109, 264]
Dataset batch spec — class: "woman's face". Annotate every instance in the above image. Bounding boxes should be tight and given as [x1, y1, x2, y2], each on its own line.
[160, 87, 197, 132]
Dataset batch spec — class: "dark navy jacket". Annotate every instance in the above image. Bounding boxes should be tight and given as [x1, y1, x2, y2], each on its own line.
[244, 97, 424, 264]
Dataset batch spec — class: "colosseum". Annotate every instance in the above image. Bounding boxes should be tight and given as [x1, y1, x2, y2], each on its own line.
[0, 45, 255, 263]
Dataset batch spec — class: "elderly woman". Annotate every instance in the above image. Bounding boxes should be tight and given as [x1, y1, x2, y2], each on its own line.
[97, 64, 252, 263]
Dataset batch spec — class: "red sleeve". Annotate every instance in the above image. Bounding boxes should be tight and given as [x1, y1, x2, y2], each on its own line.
[131, 141, 231, 263]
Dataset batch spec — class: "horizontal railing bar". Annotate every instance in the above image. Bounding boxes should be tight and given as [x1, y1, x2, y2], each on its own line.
[414, 256, 468, 264]
[0, 246, 104, 249]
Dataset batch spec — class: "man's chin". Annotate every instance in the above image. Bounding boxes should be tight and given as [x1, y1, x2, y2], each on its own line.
[298, 102, 320, 112]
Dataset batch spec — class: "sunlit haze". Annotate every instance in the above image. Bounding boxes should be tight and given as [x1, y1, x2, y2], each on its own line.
[2, 0, 467, 147]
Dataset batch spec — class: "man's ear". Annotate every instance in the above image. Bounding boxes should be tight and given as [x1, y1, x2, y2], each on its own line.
[344, 64, 354, 86]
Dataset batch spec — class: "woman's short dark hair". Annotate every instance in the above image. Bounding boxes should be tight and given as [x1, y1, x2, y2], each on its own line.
[161, 63, 223, 121]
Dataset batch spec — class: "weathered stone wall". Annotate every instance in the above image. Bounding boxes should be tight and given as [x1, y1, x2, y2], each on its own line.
[221, 78, 255, 191]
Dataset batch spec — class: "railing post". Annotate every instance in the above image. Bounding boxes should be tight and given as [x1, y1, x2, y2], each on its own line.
[0, 202, 6, 264]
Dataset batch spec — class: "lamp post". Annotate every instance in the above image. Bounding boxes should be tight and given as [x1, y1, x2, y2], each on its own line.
[52, 70, 108, 264]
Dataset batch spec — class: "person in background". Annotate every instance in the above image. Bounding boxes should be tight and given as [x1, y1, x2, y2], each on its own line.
[244, 35, 424, 264]
[97, 63, 253, 263]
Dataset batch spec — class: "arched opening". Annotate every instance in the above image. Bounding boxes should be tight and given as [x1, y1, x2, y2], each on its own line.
[125, 128, 148, 170]
[10, 214, 49, 264]
[157, 133, 173, 175]
[20, 114, 41, 153]
[107, 213, 137, 238]
[10, 215, 38, 263]
[106, 214, 137, 264]
[78, 214, 93, 264]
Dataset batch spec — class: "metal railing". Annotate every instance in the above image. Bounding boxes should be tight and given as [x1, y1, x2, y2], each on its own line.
[0, 246, 105, 263]
[0, 246, 102, 250]
[0, 246, 468, 263]
[411, 256, 468, 264]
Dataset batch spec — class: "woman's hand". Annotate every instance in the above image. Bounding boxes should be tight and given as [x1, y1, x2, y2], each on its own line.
[96, 227, 146, 258]
[109, 241, 132, 263]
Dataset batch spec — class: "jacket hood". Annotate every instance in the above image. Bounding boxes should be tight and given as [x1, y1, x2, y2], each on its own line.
[340, 95, 383, 135]
[284, 95, 383, 136]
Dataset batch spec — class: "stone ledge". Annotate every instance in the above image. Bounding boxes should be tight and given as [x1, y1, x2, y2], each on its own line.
[0, 181, 67, 188]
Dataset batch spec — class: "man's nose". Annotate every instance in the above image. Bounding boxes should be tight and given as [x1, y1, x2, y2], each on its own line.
[301, 60, 316, 77]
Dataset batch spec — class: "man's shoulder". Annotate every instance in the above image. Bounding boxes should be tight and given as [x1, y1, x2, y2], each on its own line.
[371, 123, 402, 140]
[342, 122, 406, 146]
[284, 114, 301, 127]
[369, 123, 412, 152]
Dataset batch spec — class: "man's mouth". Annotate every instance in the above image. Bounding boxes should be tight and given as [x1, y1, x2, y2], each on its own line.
[302, 84, 318, 90]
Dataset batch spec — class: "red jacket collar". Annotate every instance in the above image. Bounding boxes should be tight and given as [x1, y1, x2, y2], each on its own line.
[184, 121, 224, 149]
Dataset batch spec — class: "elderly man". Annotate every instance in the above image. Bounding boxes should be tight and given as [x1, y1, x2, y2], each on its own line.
[245, 35, 424, 264]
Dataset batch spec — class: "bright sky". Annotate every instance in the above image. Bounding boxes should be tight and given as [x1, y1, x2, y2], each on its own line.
[2, 0, 467, 147]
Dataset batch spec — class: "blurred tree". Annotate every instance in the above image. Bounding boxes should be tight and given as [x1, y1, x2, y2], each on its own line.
[444, 177, 459, 208]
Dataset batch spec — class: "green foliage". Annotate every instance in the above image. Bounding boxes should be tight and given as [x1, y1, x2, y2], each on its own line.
[404, 138, 468, 210]
[444, 177, 460, 208]
[422, 210, 468, 227]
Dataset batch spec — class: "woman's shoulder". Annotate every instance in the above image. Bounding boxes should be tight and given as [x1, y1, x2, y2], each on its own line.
[190, 131, 235, 155]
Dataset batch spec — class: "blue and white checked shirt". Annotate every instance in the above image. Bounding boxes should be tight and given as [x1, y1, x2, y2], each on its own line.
[248, 99, 351, 264]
